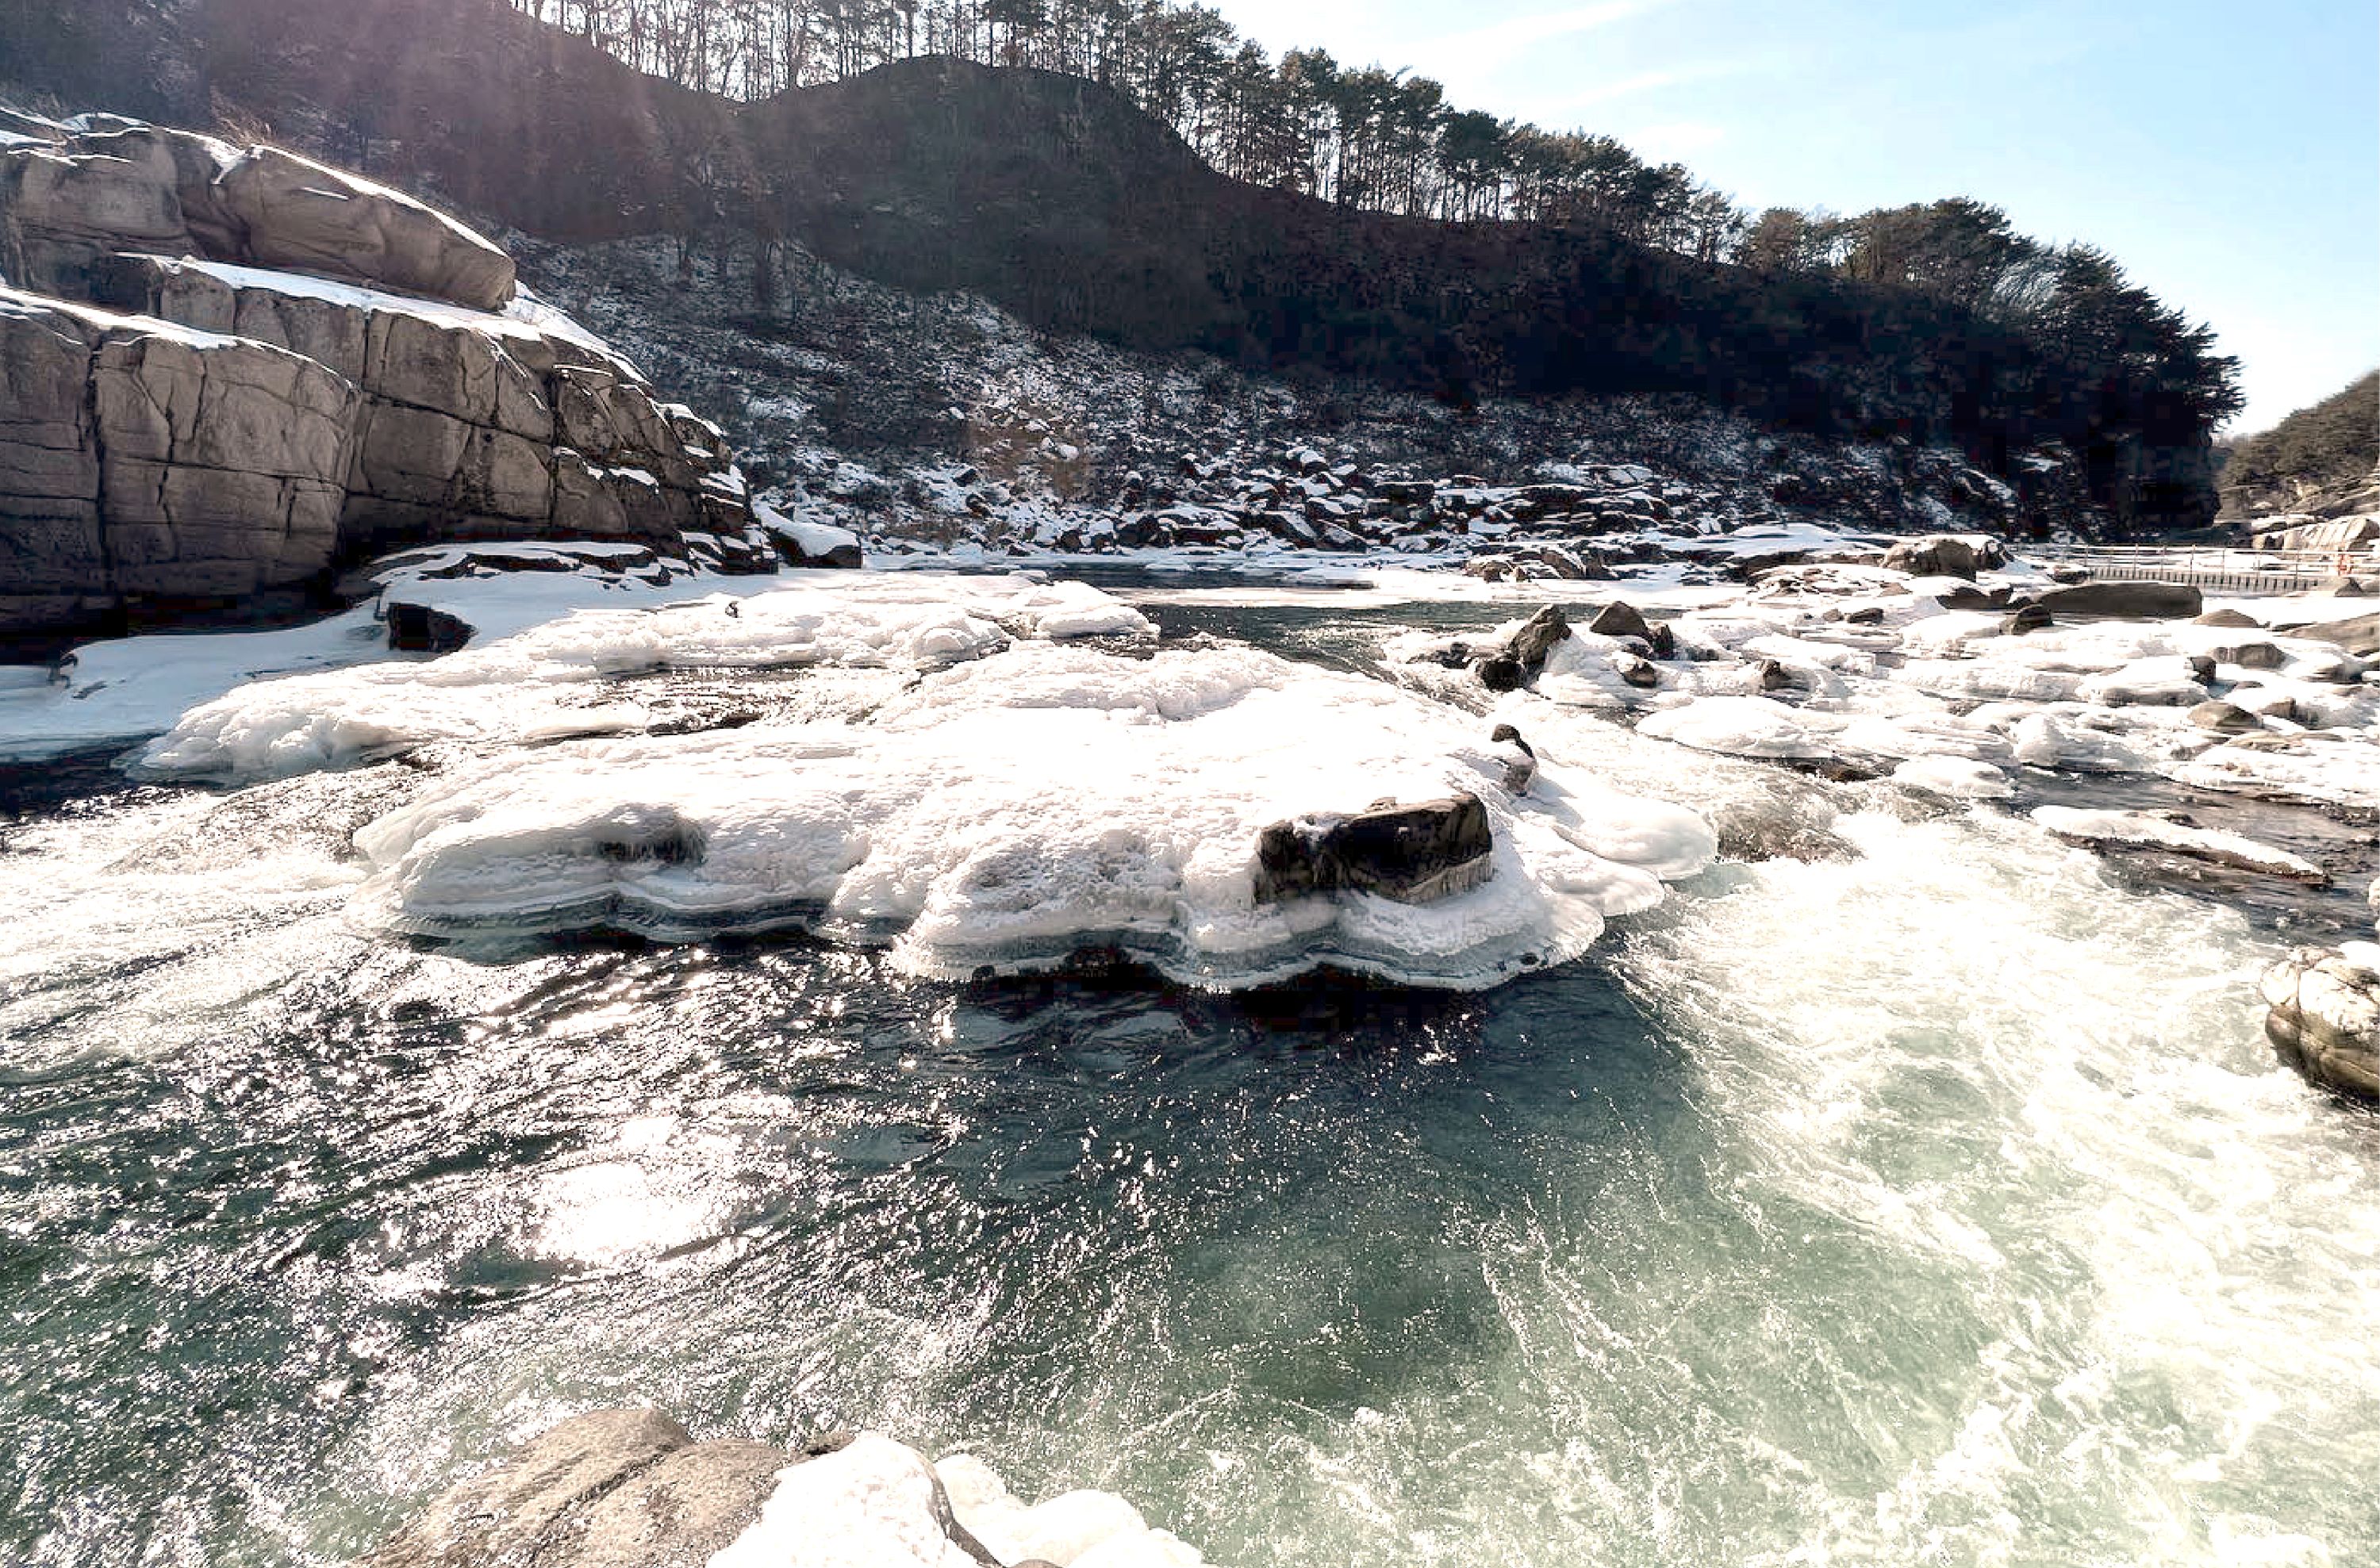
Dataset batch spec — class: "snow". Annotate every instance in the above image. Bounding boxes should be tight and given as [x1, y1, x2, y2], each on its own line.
[707, 1437, 977, 1568]
[938, 1452, 1205, 1567]
[0, 554, 804, 762]
[755, 500, 863, 562]
[136, 255, 631, 368]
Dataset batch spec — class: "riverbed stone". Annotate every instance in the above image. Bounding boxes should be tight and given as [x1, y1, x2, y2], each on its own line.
[2297, 611, 2380, 657]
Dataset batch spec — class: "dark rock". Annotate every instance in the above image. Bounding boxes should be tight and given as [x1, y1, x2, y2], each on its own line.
[386, 600, 473, 653]
[2316, 576, 2367, 597]
[1934, 584, 2011, 611]
[2194, 608, 2263, 628]
[1476, 655, 1524, 692]
[1615, 653, 1661, 688]
[1253, 793, 1495, 905]
[2035, 580, 2203, 620]
[1489, 724, 1537, 793]
[2260, 948, 2378, 1101]
[2002, 601, 2054, 634]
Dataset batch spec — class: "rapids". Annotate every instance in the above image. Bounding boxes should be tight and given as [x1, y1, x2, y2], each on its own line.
[0, 586, 2372, 1568]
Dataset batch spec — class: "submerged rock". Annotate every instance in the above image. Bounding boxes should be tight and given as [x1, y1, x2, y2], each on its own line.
[1254, 792, 1495, 906]
[2260, 945, 2380, 1102]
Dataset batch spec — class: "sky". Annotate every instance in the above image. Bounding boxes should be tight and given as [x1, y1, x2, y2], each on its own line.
[1201, 0, 2379, 433]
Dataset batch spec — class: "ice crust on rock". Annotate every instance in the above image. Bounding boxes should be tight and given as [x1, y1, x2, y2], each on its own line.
[342, 637, 1711, 987]
[134, 573, 1150, 781]
[2033, 806, 2328, 882]
[1637, 695, 1837, 759]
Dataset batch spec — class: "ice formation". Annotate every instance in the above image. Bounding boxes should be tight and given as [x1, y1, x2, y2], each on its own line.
[340, 634, 1711, 986]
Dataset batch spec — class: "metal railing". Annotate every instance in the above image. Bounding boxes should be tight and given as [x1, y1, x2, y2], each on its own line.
[2028, 543, 2373, 596]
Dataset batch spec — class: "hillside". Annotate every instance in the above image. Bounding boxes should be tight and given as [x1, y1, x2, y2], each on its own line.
[2221, 370, 2380, 521]
[3, 0, 2236, 531]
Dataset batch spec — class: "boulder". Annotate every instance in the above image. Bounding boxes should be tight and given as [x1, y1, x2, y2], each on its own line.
[1586, 600, 1653, 642]
[2035, 579, 2202, 619]
[213, 145, 516, 310]
[1883, 535, 1979, 580]
[1253, 792, 1495, 905]
[2, 119, 762, 642]
[565, 1440, 793, 1568]
[357, 1409, 696, 1568]
[2259, 945, 2380, 1101]
[2296, 611, 2380, 657]
[1506, 603, 1572, 670]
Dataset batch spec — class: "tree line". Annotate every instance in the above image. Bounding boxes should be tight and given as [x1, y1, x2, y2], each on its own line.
[493, 0, 2241, 484]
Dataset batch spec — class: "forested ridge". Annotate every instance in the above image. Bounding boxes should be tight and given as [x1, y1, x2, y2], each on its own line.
[2221, 371, 2379, 516]
[4, 0, 2245, 528]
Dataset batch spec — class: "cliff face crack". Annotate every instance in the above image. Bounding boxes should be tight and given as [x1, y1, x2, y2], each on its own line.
[79, 331, 117, 600]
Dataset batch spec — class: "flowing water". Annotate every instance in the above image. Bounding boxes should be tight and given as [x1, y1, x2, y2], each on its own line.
[2, 591, 2374, 1567]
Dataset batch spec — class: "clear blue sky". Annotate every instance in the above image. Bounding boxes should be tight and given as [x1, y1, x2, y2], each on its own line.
[1204, 0, 2379, 433]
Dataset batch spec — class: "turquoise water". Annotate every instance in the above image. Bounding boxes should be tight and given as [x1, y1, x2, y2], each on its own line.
[2, 599, 2373, 1567]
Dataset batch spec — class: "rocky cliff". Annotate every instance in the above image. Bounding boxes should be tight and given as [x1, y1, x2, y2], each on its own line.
[0, 108, 771, 647]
